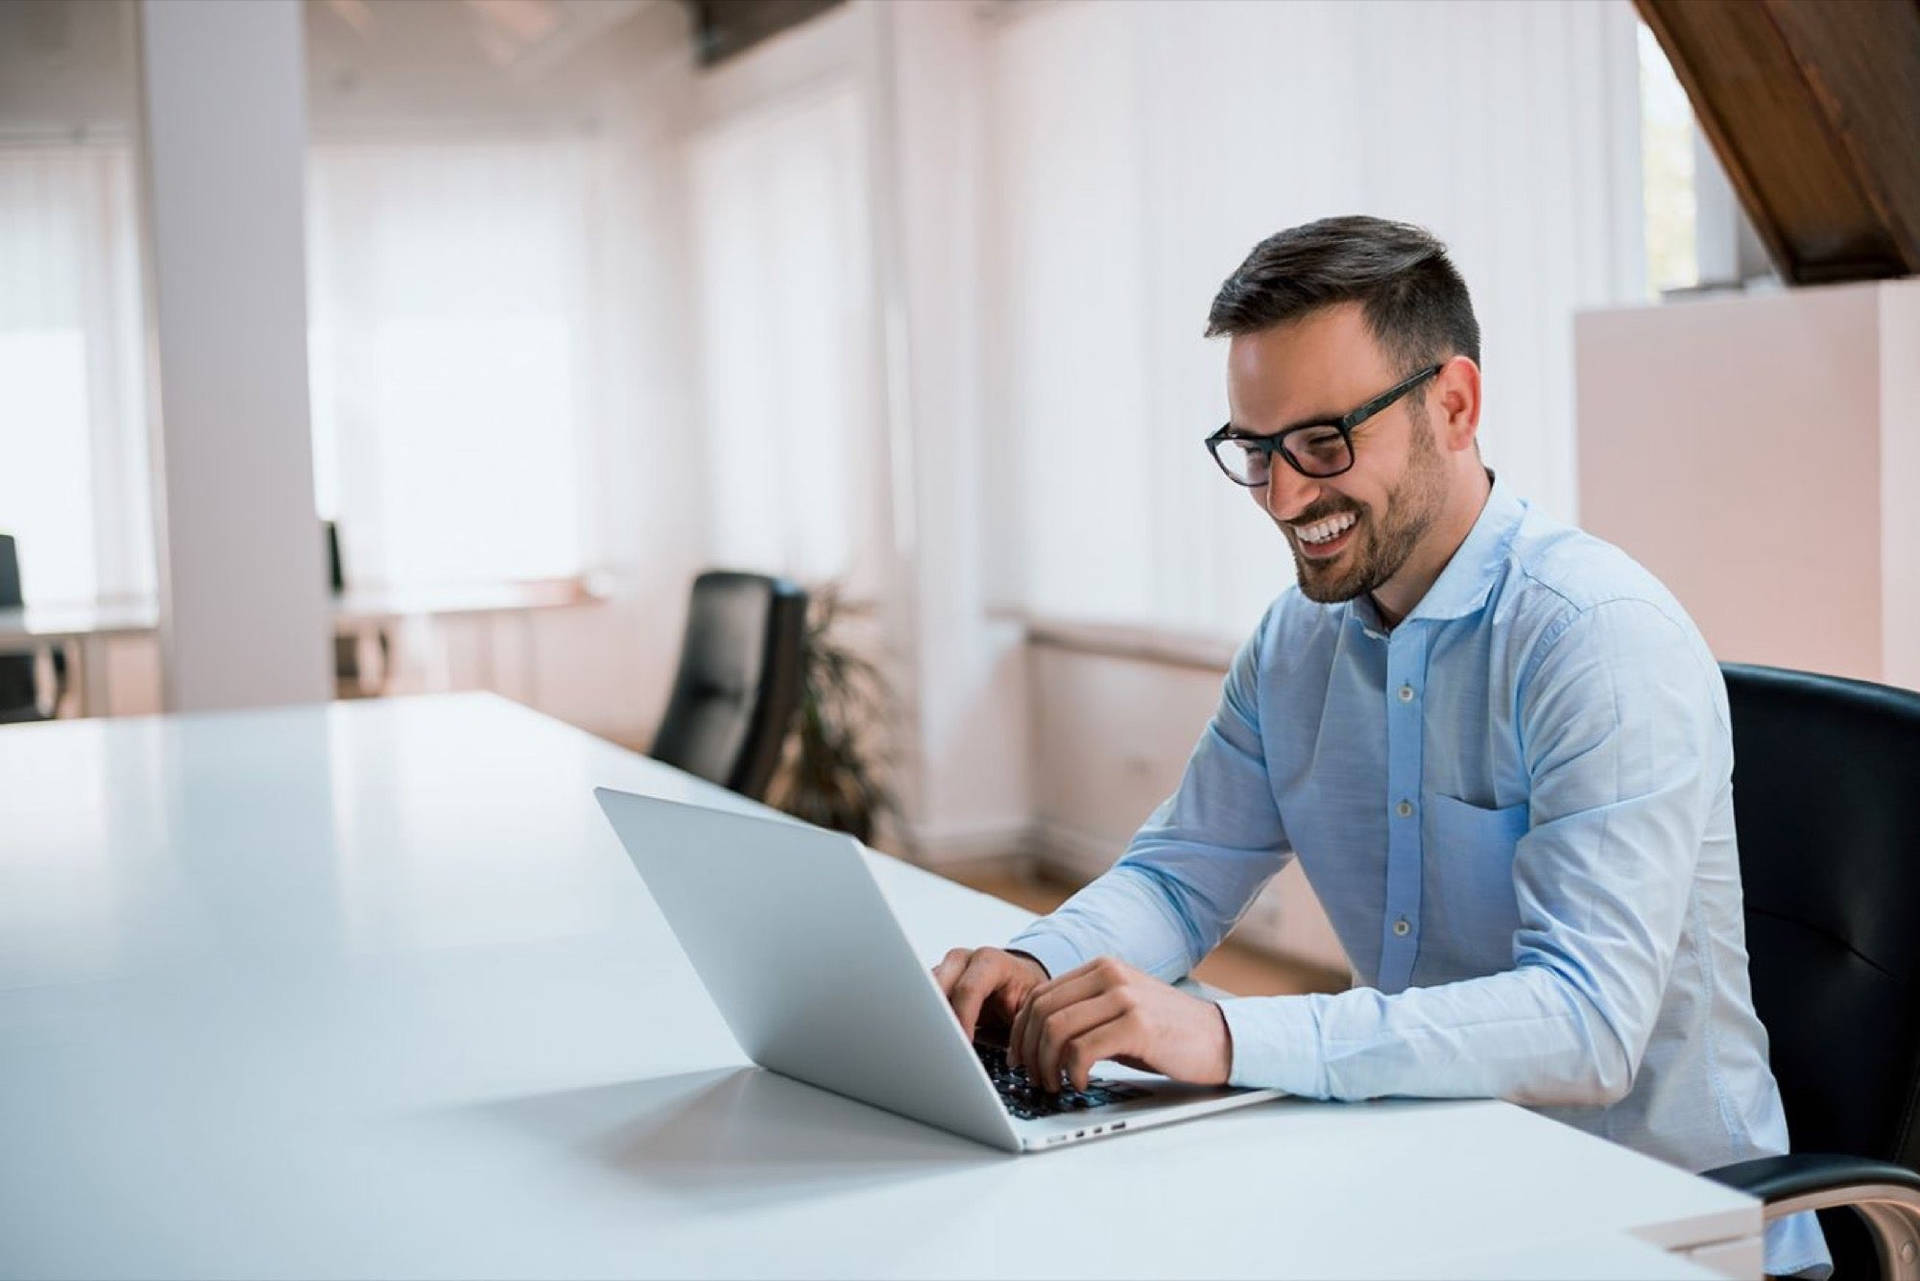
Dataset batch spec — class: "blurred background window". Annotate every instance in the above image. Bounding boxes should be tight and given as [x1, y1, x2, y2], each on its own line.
[688, 80, 880, 593]
[303, 0, 634, 593]
[981, 0, 1650, 639]
[1639, 18, 1699, 296]
[306, 136, 593, 587]
[304, 0, 879, 599]
[0, 0, 155, 610]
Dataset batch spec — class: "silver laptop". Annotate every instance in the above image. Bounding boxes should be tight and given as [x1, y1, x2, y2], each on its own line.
[595, 787, 1285, 1153]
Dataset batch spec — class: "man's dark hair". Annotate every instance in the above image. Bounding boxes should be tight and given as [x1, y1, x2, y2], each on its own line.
[1205, 216, 1481, 372]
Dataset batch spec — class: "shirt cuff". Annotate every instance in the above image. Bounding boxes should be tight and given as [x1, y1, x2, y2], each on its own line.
[1002, 927, 1087, 984]
[1218, 994, 1327, 1096]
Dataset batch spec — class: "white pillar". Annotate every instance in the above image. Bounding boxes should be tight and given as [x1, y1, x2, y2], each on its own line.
[871, 0, 1033, 863]
[138, 0, 330, 711]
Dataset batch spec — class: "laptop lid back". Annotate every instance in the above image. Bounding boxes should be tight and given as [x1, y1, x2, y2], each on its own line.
[594, 788, 1018, 1150]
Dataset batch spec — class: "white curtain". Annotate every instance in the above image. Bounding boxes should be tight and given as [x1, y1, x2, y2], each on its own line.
[983, 0, 1645, 637]
[305, 137, 598, 590]
[687, 81, 883, 595]
[0, 143, 154, 608]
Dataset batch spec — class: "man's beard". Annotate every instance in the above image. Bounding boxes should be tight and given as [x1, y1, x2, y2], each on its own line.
[1286, 416, 1448, 605]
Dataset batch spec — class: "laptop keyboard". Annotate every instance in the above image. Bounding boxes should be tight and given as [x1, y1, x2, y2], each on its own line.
[976, 1044, 1153, 1120]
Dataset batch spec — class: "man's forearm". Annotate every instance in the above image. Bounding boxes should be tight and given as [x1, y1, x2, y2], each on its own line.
[1218, 962, 1635, 1106]
[1006, 860, 1228, 987]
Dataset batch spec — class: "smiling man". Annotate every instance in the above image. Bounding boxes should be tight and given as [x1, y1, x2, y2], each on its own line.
[935, 217, 1828, 1278]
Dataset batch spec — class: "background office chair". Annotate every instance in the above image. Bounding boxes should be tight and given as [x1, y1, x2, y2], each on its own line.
[325, 521, 389, 698]
[1706, 663, 1920, 1279]
[650, 570, 806, 801]
[0, 534, 67, 724]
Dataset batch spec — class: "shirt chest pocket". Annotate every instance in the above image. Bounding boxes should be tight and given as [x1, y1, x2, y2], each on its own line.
[1423, 792, 1531, 949]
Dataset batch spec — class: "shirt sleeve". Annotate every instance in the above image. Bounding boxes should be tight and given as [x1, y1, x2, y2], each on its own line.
[1218, 598, 1719, 1105]
[1006, 613, 1292, 985]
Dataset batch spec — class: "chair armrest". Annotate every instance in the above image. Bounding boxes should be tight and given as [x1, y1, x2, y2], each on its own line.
[1706, 1154, 1920, 1278]
[1709, 1154, 1920, 1203]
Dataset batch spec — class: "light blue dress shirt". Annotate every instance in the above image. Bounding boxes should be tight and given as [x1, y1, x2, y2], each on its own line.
[1009, 478, 1828, 1276]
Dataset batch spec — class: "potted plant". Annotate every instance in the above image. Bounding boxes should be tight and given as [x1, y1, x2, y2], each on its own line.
[768, 582, 905, 848]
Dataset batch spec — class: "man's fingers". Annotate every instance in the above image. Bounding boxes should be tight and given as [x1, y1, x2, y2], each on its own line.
[931, 948, 969, 995]
[1056, 1014, 1135, 1093]
[947, 952, 1013, 1043]
[1010, 964, 1114, 1073]
[1032, 990, 1133, 1090]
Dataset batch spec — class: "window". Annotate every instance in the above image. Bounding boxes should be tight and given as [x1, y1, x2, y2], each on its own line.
[687, 81, 882, 593]
[306, 137, 595, 588]
[983, 0, 1647, 637]
[1638, 20, 1699, 296]
[0, 0, 155, 610]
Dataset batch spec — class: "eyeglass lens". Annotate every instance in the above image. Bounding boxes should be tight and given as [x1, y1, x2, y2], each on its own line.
[1216, 427, 1351, 484]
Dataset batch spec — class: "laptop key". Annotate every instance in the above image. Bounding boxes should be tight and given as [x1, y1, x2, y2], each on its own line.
[975, 1044, 1132, 1120]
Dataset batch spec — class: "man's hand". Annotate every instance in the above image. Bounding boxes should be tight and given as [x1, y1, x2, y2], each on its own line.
[933, 947, 1050, 1044]
[1008, 956, 1233, 1093]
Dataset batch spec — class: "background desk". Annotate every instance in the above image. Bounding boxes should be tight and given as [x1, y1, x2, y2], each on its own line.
[0, 579, 602, 715]
[0, 599, 158, 717]
[0, 695, 1760, 1278]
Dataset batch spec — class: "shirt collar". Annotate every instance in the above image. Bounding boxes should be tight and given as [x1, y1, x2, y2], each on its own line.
[1389, 471, 1527, 627]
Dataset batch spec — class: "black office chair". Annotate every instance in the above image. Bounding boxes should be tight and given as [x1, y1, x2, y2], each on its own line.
[1704, 663, 1920, 1279]
[325, 521, 389, 698]
[650, 570, 807, 801]
[0, 534, 67, 724]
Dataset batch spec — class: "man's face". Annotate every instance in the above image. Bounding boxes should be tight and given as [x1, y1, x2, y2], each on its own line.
[1225, 303, 1450, 606]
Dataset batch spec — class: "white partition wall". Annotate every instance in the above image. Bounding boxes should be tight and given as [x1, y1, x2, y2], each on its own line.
[1576, 280, 1920, 690]
[138, 0, 329, 711]
[875, 0, 1035, 859]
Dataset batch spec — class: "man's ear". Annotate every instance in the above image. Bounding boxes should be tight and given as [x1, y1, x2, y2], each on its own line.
[1433, 355, 1482, 454]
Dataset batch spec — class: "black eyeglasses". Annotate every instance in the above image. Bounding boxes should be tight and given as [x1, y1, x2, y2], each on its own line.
[1205, 363, 1443, 486]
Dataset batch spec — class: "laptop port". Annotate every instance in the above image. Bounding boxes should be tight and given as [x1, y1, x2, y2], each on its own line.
[1112, 1122, 1127, 1131]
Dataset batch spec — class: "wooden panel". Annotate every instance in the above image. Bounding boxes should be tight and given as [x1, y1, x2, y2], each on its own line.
[1761, 0, 1920, 267]
[1636, 0, 1920, 284]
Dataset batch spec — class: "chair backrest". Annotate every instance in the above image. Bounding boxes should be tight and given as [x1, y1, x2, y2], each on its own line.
[324, 521, 345, 595]
[650, 571, 807, 801]
[0, 535, 38, 716]
[1723, 662, 1920, 1169]
[0, 533, 19, 610]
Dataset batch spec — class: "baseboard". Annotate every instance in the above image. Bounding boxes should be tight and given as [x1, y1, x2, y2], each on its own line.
[1028, 818, 1124, 883]
[907, 820, 1038, 871]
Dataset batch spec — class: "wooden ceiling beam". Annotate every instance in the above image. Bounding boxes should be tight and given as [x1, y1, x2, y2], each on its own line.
[1635, 0, 1920, 285]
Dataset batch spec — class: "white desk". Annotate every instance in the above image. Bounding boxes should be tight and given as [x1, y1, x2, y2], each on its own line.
[0, 695, 1760, 1278]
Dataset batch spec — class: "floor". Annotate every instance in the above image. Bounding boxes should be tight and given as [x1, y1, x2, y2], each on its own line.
[943, 866, 1348, 999]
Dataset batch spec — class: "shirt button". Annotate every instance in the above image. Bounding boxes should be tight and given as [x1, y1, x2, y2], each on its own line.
[1398, 684, 1415, 702]
[1395, 799, 1414, 818]
[1393, 917, 1411, 937]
